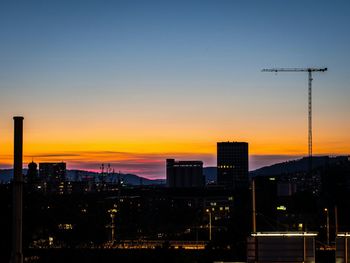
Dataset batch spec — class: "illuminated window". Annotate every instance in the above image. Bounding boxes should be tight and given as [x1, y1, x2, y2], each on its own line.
[276, 205, 287, 211]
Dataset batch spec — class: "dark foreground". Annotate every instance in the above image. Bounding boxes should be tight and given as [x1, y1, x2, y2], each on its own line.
[1, 248, 336, 263]
[23, 249, 237, 263]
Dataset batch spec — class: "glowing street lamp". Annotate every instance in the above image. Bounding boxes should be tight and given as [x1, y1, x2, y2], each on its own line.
[324, 208, 330, 246]
[206, 209, 212, 241]
[108, 206, 118, 242]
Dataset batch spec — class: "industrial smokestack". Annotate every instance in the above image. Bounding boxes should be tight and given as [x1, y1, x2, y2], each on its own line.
[11, 116, 24, 263]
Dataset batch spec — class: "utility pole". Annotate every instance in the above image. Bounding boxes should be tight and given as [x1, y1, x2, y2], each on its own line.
[262, 67, 327, 176]
[100, 163, 105, 191]
[335, 206, 338, 236]
[252, 179, 256, 233]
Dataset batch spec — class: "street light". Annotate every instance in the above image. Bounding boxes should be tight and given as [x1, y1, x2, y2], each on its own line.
[324, 208, 330, 246]
[108, 206, 118, 242]
[206, 209, 212, 241]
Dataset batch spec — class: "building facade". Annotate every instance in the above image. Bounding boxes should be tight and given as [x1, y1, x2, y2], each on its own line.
[217, 141, 248, 189]
[166, 159, 204, 188]
[39, 162, 66, 184]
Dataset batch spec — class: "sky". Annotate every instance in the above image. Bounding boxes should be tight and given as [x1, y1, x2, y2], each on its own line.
[0, 0, 349, 179]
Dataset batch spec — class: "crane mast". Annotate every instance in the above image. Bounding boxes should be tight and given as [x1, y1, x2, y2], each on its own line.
[262, 67, 327, 175]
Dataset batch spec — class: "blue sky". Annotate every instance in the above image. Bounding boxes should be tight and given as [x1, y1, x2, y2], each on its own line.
[0, 0, 349, 177]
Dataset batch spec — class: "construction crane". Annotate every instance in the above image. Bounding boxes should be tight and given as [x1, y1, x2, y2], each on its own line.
[261, 67, 327, 172]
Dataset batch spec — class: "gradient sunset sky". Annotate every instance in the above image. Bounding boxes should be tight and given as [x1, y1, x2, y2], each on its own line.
[0, 0, 349, 179]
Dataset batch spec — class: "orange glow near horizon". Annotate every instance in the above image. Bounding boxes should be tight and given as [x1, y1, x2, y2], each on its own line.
[0, 118, 349, 179]
[0, 103, 349, 179]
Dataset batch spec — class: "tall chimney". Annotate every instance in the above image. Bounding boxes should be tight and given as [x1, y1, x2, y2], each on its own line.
[11, 116, 24, 263]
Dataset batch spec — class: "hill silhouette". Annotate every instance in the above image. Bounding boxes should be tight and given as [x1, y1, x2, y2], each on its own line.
[250, 156, 349, 177]
[1, 156, 348, 184]
[0, 169, 164, 186]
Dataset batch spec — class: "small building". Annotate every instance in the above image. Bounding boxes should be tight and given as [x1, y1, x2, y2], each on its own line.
[166, 159, 204, 188]
[336, 233, 350, 263]
[247, 232, 317, 263]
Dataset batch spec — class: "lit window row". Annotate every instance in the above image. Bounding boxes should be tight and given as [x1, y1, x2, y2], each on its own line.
[218, 165, 235, 169]
[58, 223, 73, 230]
[276, 205, 287, 211]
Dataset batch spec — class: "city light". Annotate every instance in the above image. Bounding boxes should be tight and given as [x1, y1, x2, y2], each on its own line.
[251, 232, 317, 237]
[276, 205, 287, 211]
[58, 224, 73, 230]
[337, 233, 350, 237]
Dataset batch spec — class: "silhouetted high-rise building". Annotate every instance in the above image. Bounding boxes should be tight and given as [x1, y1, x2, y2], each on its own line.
[26, 161, 38, 184]
[217, 142, 248, 189]
[39, 162, 66, 183]
[166, 159, 204, 188]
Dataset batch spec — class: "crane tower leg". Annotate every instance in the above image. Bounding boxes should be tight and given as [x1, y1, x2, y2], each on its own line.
[308, 70, 312, 174]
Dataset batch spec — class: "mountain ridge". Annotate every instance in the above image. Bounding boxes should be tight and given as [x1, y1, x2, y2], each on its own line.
[250, 156, 349, 177]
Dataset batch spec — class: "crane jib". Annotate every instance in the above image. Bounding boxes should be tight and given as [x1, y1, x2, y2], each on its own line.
[262, 68, 327, 72]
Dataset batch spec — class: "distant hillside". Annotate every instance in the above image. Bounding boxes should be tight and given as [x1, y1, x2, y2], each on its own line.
[0, 169, 165, 186]
[2, 156, 347, 185]
[250, 156, 349, 177]
[0, 169, 28, 183]
[203, 167, 217, 183]
[66, 170, 165, 185]
[0, 167, 216, 185]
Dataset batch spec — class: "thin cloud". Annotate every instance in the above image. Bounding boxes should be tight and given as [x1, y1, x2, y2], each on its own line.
[26, 153, 81, 158]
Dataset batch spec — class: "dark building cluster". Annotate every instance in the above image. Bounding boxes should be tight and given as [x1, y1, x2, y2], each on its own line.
[27, 162, 69, 194]
[166, 141, 249, 190]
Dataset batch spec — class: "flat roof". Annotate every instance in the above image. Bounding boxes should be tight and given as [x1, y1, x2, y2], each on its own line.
[251, 232, 317, 237]
[337, 232, 350, 237]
